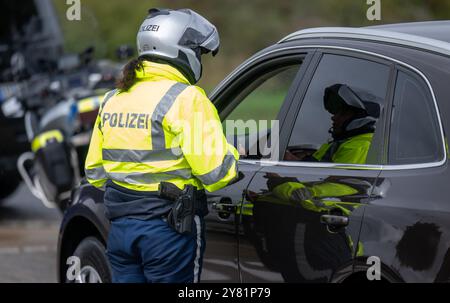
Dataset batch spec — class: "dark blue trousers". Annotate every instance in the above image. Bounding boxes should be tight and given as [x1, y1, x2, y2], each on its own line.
[106, 216, 205, 283]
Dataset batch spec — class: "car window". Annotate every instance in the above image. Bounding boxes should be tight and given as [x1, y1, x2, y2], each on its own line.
[285, 53, 390, 165]
[388, 70, 443, 165]
[223, 61, 302, 159]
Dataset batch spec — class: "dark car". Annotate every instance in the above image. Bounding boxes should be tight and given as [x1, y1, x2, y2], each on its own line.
[58, 21, 450, 283]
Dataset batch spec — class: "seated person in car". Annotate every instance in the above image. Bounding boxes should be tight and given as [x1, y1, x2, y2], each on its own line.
[285, 84, 381, 164]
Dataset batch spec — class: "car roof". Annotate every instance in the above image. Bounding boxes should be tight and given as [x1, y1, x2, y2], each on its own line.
[279, 21, 450, 57]
[366, 21, 450, 44]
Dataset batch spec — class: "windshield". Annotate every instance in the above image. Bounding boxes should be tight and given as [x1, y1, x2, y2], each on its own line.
[53, 1, 106, 59]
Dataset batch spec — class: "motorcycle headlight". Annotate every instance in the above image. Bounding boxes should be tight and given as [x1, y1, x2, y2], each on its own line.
[88, 73, 102, 87]
[49, 80, 61, 92]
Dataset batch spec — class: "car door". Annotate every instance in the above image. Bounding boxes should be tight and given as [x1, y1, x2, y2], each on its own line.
[239, 49, 395, 282]
[357, 64, 450, 282]
[201, 49, 314, 282]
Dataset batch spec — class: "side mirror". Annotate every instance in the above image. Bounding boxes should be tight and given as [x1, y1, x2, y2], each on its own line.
[116, 45, 135, 61]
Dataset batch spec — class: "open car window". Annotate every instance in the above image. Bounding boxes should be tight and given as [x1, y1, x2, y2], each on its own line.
[222, 60, 303, 159]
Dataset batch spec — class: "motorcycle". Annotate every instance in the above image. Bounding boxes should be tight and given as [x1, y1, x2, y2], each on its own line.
[16, 48, 123, 211]
[0, 0, 63, 201]
[1, 1, 132, 208]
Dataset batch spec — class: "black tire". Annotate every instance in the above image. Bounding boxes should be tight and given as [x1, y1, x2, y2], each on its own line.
[0, 176, 21, 201]
[67, 237, 112, 283]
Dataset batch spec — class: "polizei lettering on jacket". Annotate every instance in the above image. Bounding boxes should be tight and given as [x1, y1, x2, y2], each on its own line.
[102, 112, 150, 129]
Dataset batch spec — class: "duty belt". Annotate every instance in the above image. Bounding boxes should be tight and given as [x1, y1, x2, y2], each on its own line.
[159, 182, 207, 235]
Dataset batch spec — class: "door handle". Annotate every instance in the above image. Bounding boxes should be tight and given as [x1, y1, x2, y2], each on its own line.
[212, 202, 237, 214]
[320, 214, 349, 228]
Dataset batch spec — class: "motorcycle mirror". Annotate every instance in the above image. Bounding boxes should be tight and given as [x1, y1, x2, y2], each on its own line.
[79, 46, 95, 65]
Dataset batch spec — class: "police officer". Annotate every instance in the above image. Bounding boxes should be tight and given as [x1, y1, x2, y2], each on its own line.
[84, 8, 239, 283]
[286, 83, 381, 164]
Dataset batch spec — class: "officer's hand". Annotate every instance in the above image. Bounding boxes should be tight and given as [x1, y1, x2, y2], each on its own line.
[284, 150, 301, 161]
[238, 143, 247, 156]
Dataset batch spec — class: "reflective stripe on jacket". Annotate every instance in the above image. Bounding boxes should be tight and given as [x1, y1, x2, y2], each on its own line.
[85, 61, 239, 192]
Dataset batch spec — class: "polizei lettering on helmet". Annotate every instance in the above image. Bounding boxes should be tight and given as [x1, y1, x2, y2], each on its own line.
[140, 25, 160, 32]
[102, 112, 150, 129]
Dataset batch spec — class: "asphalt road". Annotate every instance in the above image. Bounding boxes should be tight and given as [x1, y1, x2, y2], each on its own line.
[0, 183, 61, 283]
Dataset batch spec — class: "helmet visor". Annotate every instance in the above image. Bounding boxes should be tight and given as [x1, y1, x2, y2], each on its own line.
[178, 9, 220, 55]
[324, 84, 366, 115]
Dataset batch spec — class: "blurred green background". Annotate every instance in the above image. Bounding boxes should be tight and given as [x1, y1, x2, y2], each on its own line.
[53, 0, 450, 91]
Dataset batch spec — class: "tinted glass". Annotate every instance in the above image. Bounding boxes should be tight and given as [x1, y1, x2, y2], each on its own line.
[286, 54, 390, 164]
[388, 70, 443, 165]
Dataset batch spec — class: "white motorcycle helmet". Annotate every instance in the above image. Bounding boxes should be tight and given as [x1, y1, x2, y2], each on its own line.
[137, 8, 220, 84]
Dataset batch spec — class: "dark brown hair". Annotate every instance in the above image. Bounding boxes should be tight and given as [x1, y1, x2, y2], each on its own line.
[116, 58, 145, 91]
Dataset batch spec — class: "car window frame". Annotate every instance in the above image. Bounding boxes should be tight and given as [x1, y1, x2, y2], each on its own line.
[209, 47, 316, 161]
[383, 65, 446, 168]
[218, 44, 446, 171]
[282, 48, 395, 166]
[219, 60, 303, 123]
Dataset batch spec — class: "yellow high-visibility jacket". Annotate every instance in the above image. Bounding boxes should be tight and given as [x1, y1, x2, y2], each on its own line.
[85, 61, 239, 192]
[312, 133, 374, 164]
